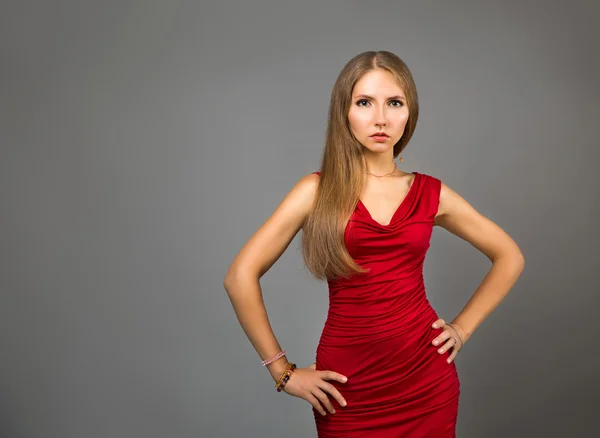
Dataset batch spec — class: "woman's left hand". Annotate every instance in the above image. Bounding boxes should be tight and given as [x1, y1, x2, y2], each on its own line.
[431, 318, 465, 364]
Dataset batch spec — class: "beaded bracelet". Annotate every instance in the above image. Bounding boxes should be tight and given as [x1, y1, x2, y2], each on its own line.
[261, 350, 286, 366]
[275, 362, 296, 392]
[276, 363, 296, 392]
[275, 362, 294, 387]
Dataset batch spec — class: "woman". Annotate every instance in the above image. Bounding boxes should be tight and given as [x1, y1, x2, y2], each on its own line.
[223, 50, 524, 437]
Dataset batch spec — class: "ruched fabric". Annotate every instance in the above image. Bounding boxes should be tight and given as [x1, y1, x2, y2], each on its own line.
[311, 171, 460, 437]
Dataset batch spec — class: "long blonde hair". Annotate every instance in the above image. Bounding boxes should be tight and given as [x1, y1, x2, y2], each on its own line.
[301, 50, 419, 281]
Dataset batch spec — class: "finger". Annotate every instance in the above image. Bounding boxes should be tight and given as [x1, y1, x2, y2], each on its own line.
[437, 336, 457, 354]
[446, 326, 464, 348]
[318, 380, 348, 407]
[312, 388, 336, 414]
[317, 370, 348, 384]
[306, 393, 327, 416]
[431, 330, 451, 347]
[447, 348, 458, 363]
[431, 318, 445, 329]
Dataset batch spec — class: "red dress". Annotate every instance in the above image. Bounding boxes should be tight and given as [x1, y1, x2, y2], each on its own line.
[311, 171, 460, 438]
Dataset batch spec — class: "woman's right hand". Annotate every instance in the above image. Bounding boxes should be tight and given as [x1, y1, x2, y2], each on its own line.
[282, 364, 348, 416]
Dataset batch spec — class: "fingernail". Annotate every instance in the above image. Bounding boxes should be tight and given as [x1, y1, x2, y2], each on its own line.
[447, 358, 451, 363]
[342, 377, 348, 382]
[432, 324, 437, 328]
[342, 400, 347, 406]
[433, 340, 439, 345]
[332, 409, 336, 414]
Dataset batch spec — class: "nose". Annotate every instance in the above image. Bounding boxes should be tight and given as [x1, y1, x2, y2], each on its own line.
[374, 106, 387, 128]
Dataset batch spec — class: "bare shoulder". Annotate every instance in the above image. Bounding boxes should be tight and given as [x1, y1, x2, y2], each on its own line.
[435, 181, 524, 261]
[435, 181, 461, 219]
[288, 172, 320, 217]
[269, 171, 320, 221]
[224, 172, 319, 280]
[296, 172, 320, 199]
[435, 181, 484, 227]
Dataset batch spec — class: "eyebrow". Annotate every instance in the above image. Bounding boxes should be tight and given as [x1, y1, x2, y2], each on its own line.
[353, 94, 406, 101]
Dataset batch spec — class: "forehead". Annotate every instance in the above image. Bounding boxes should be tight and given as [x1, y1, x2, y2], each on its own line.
[352, 69, 404, 96]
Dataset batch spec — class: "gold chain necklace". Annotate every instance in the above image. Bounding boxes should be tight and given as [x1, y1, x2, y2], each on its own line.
[366, 162, 397, 178]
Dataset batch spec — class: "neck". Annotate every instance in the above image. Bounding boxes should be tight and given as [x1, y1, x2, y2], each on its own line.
[363, 152, 396, 176]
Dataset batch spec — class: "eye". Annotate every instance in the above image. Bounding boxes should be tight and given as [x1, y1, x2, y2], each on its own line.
[355, 99, 404, 107]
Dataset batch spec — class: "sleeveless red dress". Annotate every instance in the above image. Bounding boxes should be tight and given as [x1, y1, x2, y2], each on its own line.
[311, 171, 460, 437]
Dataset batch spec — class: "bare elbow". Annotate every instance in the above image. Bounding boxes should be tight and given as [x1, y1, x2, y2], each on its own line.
[504, 249, 525, 272]
[516, 251, 525, 270]
[490, 247, 525, 270]
[223, 260, 242, 288]
[223, 270, 238, 292]
[223, 268, 256, 294]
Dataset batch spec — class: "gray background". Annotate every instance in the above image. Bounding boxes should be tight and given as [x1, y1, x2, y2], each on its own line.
[1, 0, 598, 437]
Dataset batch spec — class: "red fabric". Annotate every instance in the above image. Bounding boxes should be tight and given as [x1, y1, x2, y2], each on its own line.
[311, 171, 460, 437]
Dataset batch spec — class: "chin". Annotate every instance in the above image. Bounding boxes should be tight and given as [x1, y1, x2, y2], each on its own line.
[362, 146, 393, 154]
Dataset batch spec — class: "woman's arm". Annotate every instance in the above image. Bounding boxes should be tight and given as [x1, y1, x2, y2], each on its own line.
[223, 173, 319, 382]
[434, 182, 525, 343]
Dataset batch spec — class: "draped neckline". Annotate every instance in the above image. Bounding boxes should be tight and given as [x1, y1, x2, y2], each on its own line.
[356, 172, 419, 227]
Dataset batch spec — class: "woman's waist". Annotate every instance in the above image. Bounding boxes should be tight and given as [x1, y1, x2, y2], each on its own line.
[324, 285, 433, 325]
[318, 304, 438, 347]
[328, 272, 424, 290]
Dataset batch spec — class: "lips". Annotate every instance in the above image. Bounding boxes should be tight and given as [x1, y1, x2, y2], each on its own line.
[370, 133, 389, 137]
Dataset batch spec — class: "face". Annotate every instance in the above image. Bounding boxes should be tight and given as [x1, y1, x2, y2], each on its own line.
[347, 69, 409, 155]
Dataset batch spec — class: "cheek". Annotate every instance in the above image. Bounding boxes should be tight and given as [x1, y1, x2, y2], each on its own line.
[396, 110, 409, 126]
[348, 111, 369, 134]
